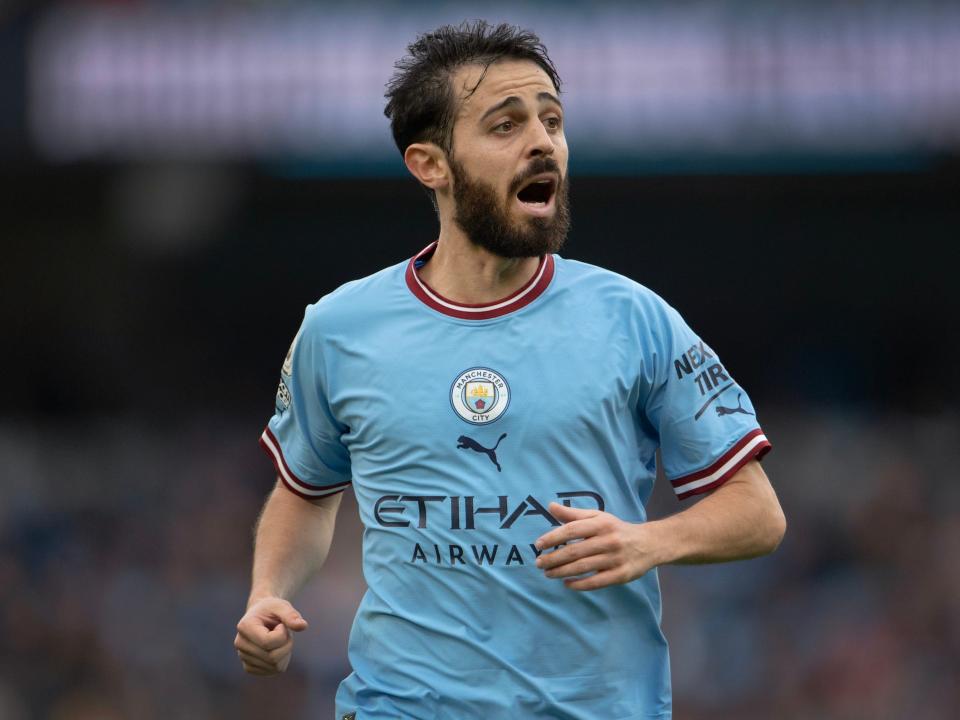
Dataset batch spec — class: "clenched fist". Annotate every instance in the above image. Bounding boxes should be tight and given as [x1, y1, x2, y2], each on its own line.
[234, 597, 308, 676]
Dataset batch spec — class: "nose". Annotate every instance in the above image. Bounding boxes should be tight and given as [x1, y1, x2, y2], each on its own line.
[526, 119, 555, 158]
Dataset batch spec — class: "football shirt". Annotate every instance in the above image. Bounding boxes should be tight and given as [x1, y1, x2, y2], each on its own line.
[260, 243, 771, 719]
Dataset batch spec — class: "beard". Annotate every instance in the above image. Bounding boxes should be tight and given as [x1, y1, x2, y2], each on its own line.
[449, 155, 570, 259]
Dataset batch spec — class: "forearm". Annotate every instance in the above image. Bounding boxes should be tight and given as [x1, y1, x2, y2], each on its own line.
[248, 481, 341, 607]
[648, 460, 785, 566]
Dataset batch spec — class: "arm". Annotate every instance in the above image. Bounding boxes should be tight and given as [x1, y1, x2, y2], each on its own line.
[234, 479, 343, 675]
[534, 459, 785, 591]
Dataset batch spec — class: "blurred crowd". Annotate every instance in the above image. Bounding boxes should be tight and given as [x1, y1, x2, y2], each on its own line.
[1, 408, 957, 719]
[4, 3, 958, 719]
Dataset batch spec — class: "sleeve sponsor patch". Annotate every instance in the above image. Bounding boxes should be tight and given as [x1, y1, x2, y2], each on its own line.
[672, 341, 747, 420]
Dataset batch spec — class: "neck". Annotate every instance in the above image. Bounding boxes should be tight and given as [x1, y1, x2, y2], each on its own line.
[417, 223, 541, 305]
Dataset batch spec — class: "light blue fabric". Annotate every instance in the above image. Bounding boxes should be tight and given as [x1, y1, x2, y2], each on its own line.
[265, 255, 767, 719]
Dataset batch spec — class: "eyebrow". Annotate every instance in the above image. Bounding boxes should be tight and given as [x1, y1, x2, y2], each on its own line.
[479, 92, 563, 123]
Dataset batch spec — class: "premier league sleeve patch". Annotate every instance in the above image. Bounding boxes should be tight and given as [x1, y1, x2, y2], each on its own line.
[450, 367, 510, 425]
[275, 378, 292, 412]
[274, 328, 302, 413]
[281, 327, 302, 378]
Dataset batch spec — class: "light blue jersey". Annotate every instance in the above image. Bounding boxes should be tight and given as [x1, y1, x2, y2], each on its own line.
[260, 243, 771, 720]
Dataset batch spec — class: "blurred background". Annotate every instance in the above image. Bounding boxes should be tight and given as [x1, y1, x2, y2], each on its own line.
[2, 1, 959, 718]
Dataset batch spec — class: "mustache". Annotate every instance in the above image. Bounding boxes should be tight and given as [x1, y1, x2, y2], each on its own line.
[508, 157, 563, 195]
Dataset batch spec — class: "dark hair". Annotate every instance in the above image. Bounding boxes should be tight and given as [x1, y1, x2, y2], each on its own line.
[384, 20, 562, 157]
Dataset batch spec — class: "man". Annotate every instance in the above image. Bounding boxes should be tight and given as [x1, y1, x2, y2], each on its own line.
[235, 21, 785, 720]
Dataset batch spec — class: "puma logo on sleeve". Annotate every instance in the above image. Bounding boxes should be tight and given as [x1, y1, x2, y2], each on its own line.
[456, 433, 508, 472]
[715, 393, 754, 417]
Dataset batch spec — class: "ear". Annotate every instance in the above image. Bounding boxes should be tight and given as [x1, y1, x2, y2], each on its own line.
[404, 142, 450, 192]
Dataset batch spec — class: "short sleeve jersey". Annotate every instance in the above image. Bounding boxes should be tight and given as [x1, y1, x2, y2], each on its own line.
[260, 244, 771, 720]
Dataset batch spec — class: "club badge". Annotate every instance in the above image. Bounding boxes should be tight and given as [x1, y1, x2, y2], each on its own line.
[450, 367, 510, 425]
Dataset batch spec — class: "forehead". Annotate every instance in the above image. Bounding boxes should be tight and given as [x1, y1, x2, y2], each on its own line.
[452, 59, 558, 120]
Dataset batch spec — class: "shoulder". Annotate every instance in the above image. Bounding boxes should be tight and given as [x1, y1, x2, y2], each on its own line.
[299, 259, 407, 338]
[553, 255, 676, 321]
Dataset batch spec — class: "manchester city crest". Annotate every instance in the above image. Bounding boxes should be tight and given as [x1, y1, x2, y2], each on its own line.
[450, 367, 510, 425]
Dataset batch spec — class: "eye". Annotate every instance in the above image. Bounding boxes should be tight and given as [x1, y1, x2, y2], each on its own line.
[494, 120, 515, 133]
[544, 116, 562, 131]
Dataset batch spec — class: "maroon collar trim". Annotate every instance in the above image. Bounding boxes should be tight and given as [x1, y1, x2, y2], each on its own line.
[405, 242, 555, 320]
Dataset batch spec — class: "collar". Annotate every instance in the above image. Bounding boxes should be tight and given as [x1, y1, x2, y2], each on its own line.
[405, 242, 555, 320]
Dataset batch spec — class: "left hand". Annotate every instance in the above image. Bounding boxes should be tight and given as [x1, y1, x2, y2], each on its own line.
[534, 503, 663, 591]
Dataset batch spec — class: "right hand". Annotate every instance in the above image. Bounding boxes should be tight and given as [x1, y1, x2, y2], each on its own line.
[234, 597, 309, 676]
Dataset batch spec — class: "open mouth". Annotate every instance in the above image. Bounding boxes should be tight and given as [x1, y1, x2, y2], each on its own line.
[515, 175, 557, 216]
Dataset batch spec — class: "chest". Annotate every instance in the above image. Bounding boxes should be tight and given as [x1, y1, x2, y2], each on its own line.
[325, 317, 641, 465]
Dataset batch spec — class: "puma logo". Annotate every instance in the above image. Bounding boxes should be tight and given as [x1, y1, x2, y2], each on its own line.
[715, 393, 754, 417]
[456, 433, 508, 472]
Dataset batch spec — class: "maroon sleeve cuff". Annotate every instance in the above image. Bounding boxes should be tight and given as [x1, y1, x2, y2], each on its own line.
[259, 427, 351, 499]
[669, 428, 771, 500]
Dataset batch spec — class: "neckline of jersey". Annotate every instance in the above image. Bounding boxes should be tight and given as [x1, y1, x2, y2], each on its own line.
[405, 242, 556, 320]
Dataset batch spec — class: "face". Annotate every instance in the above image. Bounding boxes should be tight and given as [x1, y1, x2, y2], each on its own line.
[446, 59, 570, 258]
